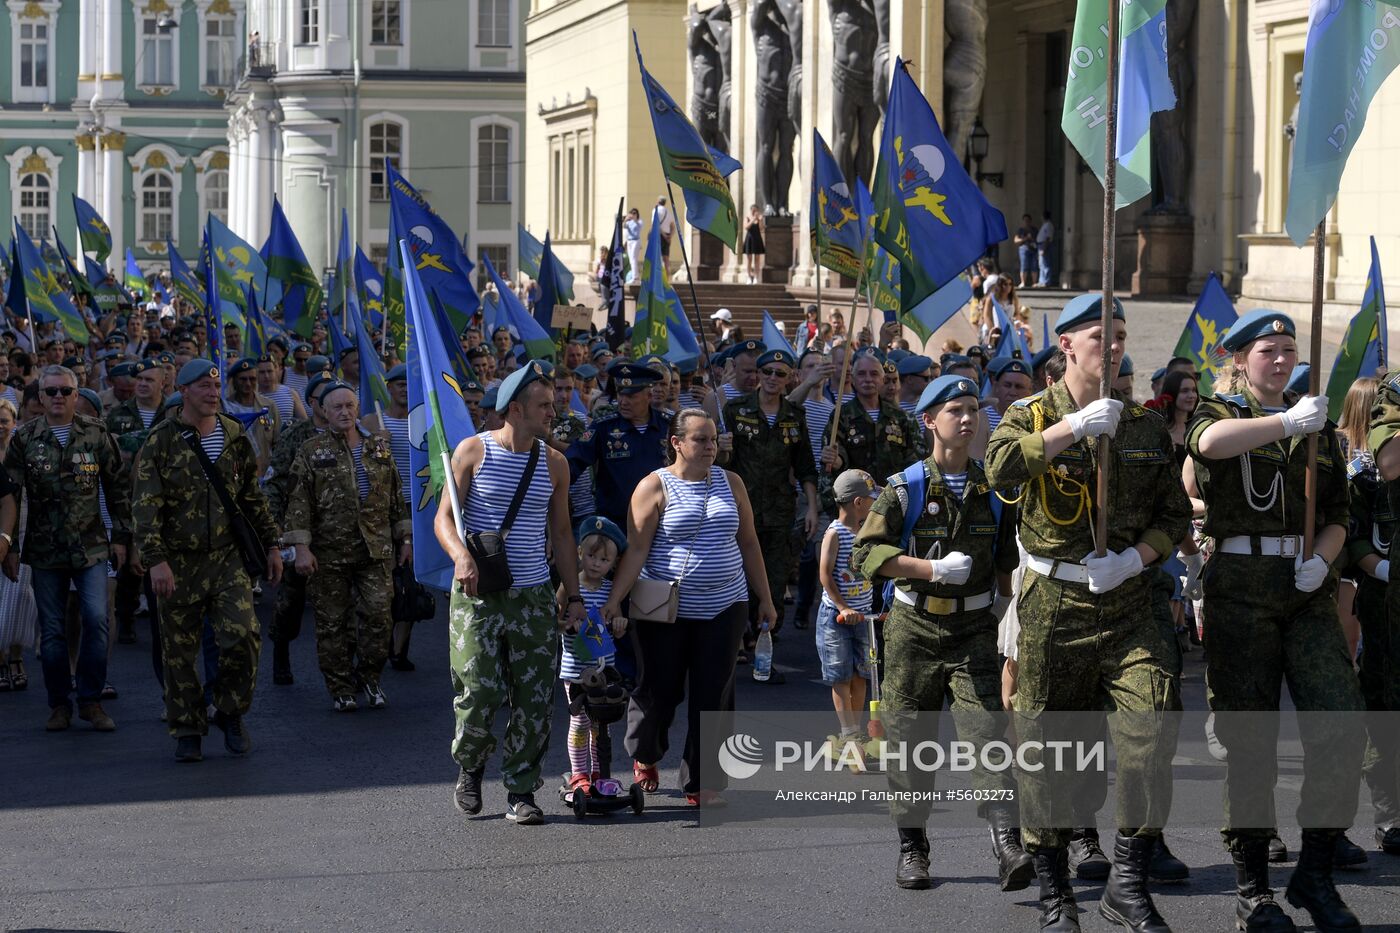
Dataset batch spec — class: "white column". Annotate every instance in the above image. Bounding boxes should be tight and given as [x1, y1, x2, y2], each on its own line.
[78, 0, 95, 83]
[101, 131, 125, 267]
[231, 115, 248, 237]
[247, 108, 266, 242]
[75, 138, 95, 245]
[99, 0, 122, 99]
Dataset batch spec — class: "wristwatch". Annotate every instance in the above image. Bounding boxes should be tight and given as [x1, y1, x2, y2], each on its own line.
[566, 595, 584, 605]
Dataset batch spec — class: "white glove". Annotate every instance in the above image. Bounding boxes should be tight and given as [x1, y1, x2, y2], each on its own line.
[1293, 553, 1330, 593]
[1063, 397, 1124, 441]
[992, 593, 1013, 621]
[1370, 559, 1390, 582]
[1180, 551, 1205, 601]
[1278, 394, 1329, 437]
[1083, 547, 1145, 594]
[928, 551, 974, 586]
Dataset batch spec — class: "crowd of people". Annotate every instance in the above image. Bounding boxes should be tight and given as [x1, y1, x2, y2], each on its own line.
[1, 262, 1397, 932]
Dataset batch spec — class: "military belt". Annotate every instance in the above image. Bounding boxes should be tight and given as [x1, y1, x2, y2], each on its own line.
[1217, 534, 1302, 558]
[892, 586, 994, 615]
[1024, 554, 1089, 584]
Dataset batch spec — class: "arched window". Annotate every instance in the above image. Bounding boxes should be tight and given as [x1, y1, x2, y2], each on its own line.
[18, 172, 51, 240]
[368, 120, 403, 201]
[205, 170, 229, 226]
[140, 173, 175, 242]
[478, 124, 509, 204]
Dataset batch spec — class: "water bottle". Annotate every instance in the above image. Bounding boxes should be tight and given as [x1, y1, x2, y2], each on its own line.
[752, 624, 773, 682]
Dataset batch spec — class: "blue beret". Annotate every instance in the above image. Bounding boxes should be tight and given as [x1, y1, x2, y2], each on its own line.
[466, 345, 492, 360]
[319, 381, 357, 403]
[96, 349, 118, 363]
[293, 343, 312, 354]
[62, 355, 83, 368]
[106, 331, 128, 344]
[1150, 367, 1168, 383]
[132, 359, 161, 376]
[77, 388, 102, 415]
[756, 349, 795, 369]
[571, 332, 593, 345]
[609, 362, 661, 394]
[798, 345, 826, 364]
[674, 355, 698, 375]
[590, 344, 613, 361]
[460, 378, 484, 395]
[854, 346, 887, 364]
[305, 371, 334, 402]
[887, 348, 911, 364]
[496, 359, 552, 411]
[1031, 346, 1058, 371]
[730, 339, 766, 358]
[575, 515, 628, 552]
[1054, 294, 1126, 334]
[1118, 354, 1134, 377]
[896, 354, 934, 377]
[109, 361, 135, 379]
[941, 353, 972, 370]
[987, 357, 1031, 379]
[637, 354, 668, 373]
[305, 355, 332, 375]
[480, 386, 498, 410]
[1286, 362, 1312, 396]
[492, 325, 511, 336]
[915, 374, 981, 414]
[268, 335, 290, 351]
[163, 392, 183, 412]
[337, 345, 359, 360]
[228, 357, 257, 377]
[386, 363, 407, 382]
[1220, 308, 1295, 352]
[156, 351, 175, 366]
[966, 345, 989, 360]
[574, 363, 599, 380]
[176, 359, 220, 387]
[711, 345, 734, 367]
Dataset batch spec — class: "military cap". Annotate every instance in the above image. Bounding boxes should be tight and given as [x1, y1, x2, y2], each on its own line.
[1031, 345, 1058, 371]
[163, 392, 183, 413]
[465, 345, 492, 361]
[268, 335, 290, 352]
[882, 358, 899, 376]
[608, 362, 661, 395]
[108, 361, 136, 379]
[756, 349, 795, 370]
[915, 374, 981, 414]
[574, 362, 600, 381]
[156, 351, 175, 366]
[1118, 354, 1135, 377]
[729, 339, 766, 358]
[496, 359, 552, 411]
[133, 358, 165, 377]
[571, 332, 593, 345]
[292, 342, 313, 354]
[1054, 294, 1126, 334]
[987, 357, 1031, 380]
[337, 345, 359, 360]
[228, 357, 257, 378]
[492, 325, 512, 337]
[62, 355, 83, 368]
[940, 353, 972, 370]
[674, 355, 699, 375]
[966, 345, 989, 361]
[1220, 308, 1295, 352]
[575, 515, 628, 552]
[460, 377, 485, 395]
[77, 388, 103, 415]
[896, 354, 934, 377]
[854, 346, 886, 364]
[305, 355, 333, 375]
[305, 371, 334, 402]
[96, 349, 118, 363]
[798, 345, 826, 364]
[1150, 366, 1168, 384]
[256, 354, 275, 365]
[590, 344, 613, 361]
[386, 363, 408, 382]
[1287, 362, 1312, 396]
[223, 320, 241, 331]
[319, 381, 357, 404]
[480, 386, 499, 410]
[176, 359, 220, 387]
[887, 348, 911, 364]
[832, 469, 881, 504]
[105, 331, 128, 345]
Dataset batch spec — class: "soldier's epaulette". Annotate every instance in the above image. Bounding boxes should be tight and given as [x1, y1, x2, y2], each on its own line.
[1386, 370, 1400, 393]
[1215, 393, 1248, 408]
[1010, 390, 1045, 408]
[1125, 403, 1148, 418]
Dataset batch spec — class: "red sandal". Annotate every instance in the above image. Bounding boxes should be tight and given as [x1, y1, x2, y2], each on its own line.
[633, 761, 660, 794]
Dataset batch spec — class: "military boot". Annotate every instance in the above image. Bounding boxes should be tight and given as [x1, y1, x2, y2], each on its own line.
[1148, 834, 1190, 882]
[1376, 824, 1400, 856]
[1068, 827, 1111, 881]
[1333, 832, 1368, 869]
[272, 639, 293, 685]
[1284, 829, 1361, 931]
[1232, 838, 1296, 932]
[895, 828, 932, 890]
[1098, 833, 1170, 932]
[986, 804, 1034, 891]
[1032, 848, 1080, 932]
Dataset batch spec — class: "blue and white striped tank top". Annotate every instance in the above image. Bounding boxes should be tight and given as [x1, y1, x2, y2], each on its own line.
[804, 397, 834, 465]
[350, 445, 371, 500]
[820, 519, 873, 612]
[560, 579, 613, 680]
[569, 465, 596, 518]
[640, 466, 746, 618]
[381, 414, 412, 507]
[284, 371, 308, 399]
[269, 384, 295, 423]
[462, 434, 553, 587]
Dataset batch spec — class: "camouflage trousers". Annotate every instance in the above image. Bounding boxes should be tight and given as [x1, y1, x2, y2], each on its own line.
[750, 522, 797, 634]
[159, 548, 260, 738]
[268, 565, 308, 643]
[1014, 569, 1179, 850]
[309, 558, 393, 698]
[1203, 553, 1365, 850]
[449, 584, 560, 793]
[1355, 577, 1398, 828]
[881, 599, 1015, 828]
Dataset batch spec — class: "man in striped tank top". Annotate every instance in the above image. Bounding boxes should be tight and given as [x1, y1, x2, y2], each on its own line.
[852, 375, 1028, 894]
[378, 365, 420, 671]
[436, 361, 585, 825]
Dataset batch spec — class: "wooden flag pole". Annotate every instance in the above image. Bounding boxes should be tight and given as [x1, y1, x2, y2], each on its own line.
[1303, 218, 1325, 559]
[1093, 0, 1122, 559]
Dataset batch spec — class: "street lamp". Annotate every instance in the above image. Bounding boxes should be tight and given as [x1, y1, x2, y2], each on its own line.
[156, 11, 178, 32]
[969, 118, 1003, 188]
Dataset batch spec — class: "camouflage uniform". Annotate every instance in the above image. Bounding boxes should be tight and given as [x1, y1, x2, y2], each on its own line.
[283, 428, 410, 697]
[1361, 384, 1400, 833]
[852, 457, 1019, 827]
[819, 398, 927, 511]
[131, 414, 279, 738]
[724, 392, 818, 631]
[264, 417, 322, 644]
[985, 382, 1190, 848]
[105, 399, 160, 633]
[1187, 388, 1363, 849]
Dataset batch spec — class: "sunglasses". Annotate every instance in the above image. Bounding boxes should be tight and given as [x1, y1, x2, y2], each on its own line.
[760, 368, 791, 378]
[43, 386, 75, 397]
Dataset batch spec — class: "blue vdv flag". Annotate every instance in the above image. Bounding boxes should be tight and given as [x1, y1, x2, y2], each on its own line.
[990, 299, 1031, 362]
[1325, 236, 1388, 419]
[386, 161, 481, 333]
[762, 310, 795, 356]
[1286, 1, 1400, 244]
[570, 388, 588, 417]
[355, 246, 386, 329]
[202, 229, 223, 380]
[1171, 271, 1238, 397]
[571, 607, 617, 664]
[872, 59, 1007, 311]
[243, 284, 266, 358]
[1042, 312, 1051, 351]
[481, 253, 555, 361]
[534, 230, 565, 332]
[904, 277, 974, 343]
[518, 224, 544, 280]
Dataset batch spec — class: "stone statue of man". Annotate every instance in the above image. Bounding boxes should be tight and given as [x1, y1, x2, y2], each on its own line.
[1150, 0, 1197, 213]
[689, 4, 722, 150]
[753, 0, 797, 214]
[706, 3, 734, 155]
[943, 0, 989, 161]
[829, 0, 879, 185]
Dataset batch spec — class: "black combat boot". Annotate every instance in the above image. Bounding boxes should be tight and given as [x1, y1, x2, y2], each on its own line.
[453, 765, 485, 815]
[1333, 832, 1368, 869]
[986, 804, 1034, 891]
[1148, 834, 1190, 882]
[174, 735, 202, 763]
[213, 710, 252, 755]
[272, 639, 293, 685]
[1032, 847, 1080, 932]
[895, 828, 932, 890]
[1284, 829, 1361, 931]
[1232, 837, 1297, 932]
[1377, 824, 1400, 856]
[1098, 833, 1170, 932]
[1068, 827, 1111, 881]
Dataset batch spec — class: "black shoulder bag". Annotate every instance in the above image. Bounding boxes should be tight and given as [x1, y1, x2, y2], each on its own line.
[180, 428, 270, 580]
[464, 439, 541, 595]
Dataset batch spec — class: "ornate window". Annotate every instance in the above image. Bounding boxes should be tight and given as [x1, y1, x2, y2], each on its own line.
[128, 145, 186, 252]
[368, 119, 404, 202]
[477, 0, 509, 48]
[135, 0, 181, 92]
[477, 124, 510, 204]
[197, 148, 231, 228]
[5, 147, 62, 242]
[200, 0, 240, 91]
[140, 174, 175, 242]
[7, 0, 60, 104]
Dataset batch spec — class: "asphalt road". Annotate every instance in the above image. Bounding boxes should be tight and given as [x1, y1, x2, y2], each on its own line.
[3, 586, 1399, 932]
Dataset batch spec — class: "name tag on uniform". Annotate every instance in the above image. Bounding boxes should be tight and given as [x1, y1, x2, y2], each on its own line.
[915, 526, 949, 540]
[1118, 448, 1167, 464]
[311, 450, 337, 468]
[1248, 446, 1284, 464]
[968, 523, 997, 535]
[1054, 447, 1086, 462]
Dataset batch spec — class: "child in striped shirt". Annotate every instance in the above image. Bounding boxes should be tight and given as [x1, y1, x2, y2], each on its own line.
[557, 517, 630, 797]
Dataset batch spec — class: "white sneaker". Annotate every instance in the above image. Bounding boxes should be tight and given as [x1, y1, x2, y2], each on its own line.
[362, 682, 387, 709]
[334, 695, 358, 713]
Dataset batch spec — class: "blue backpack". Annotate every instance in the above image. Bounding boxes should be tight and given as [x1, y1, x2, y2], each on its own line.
[884, 461, 1003, 605]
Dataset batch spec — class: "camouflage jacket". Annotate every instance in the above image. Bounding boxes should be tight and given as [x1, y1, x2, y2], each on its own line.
[283, 427, 410, 565]
[1186, 388, 1348, 540]
[550, 410, 588, 449]
[853, 457, 1018, 598]
[1345, 449, 1394, 575]
[6, 414, 131, 569]
[131, 414, 280, 570]
[105, 398, 161, 457]
[985, 381, 1190, 562]
[264, 417, 322, 523]
[723, 391, 818, 527]
[818, 397, 928, 510]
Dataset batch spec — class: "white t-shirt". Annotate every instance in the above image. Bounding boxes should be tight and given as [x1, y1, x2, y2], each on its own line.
[1037, 221, 1054, 246]
[655, 206, 676, 236]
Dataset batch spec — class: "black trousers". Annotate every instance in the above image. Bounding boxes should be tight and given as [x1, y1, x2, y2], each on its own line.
[625, 600, 748, 794]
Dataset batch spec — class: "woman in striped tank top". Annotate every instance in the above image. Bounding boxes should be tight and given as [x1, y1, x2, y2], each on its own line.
[602, 409, 776, 806]
[258, 357, 306, 424]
